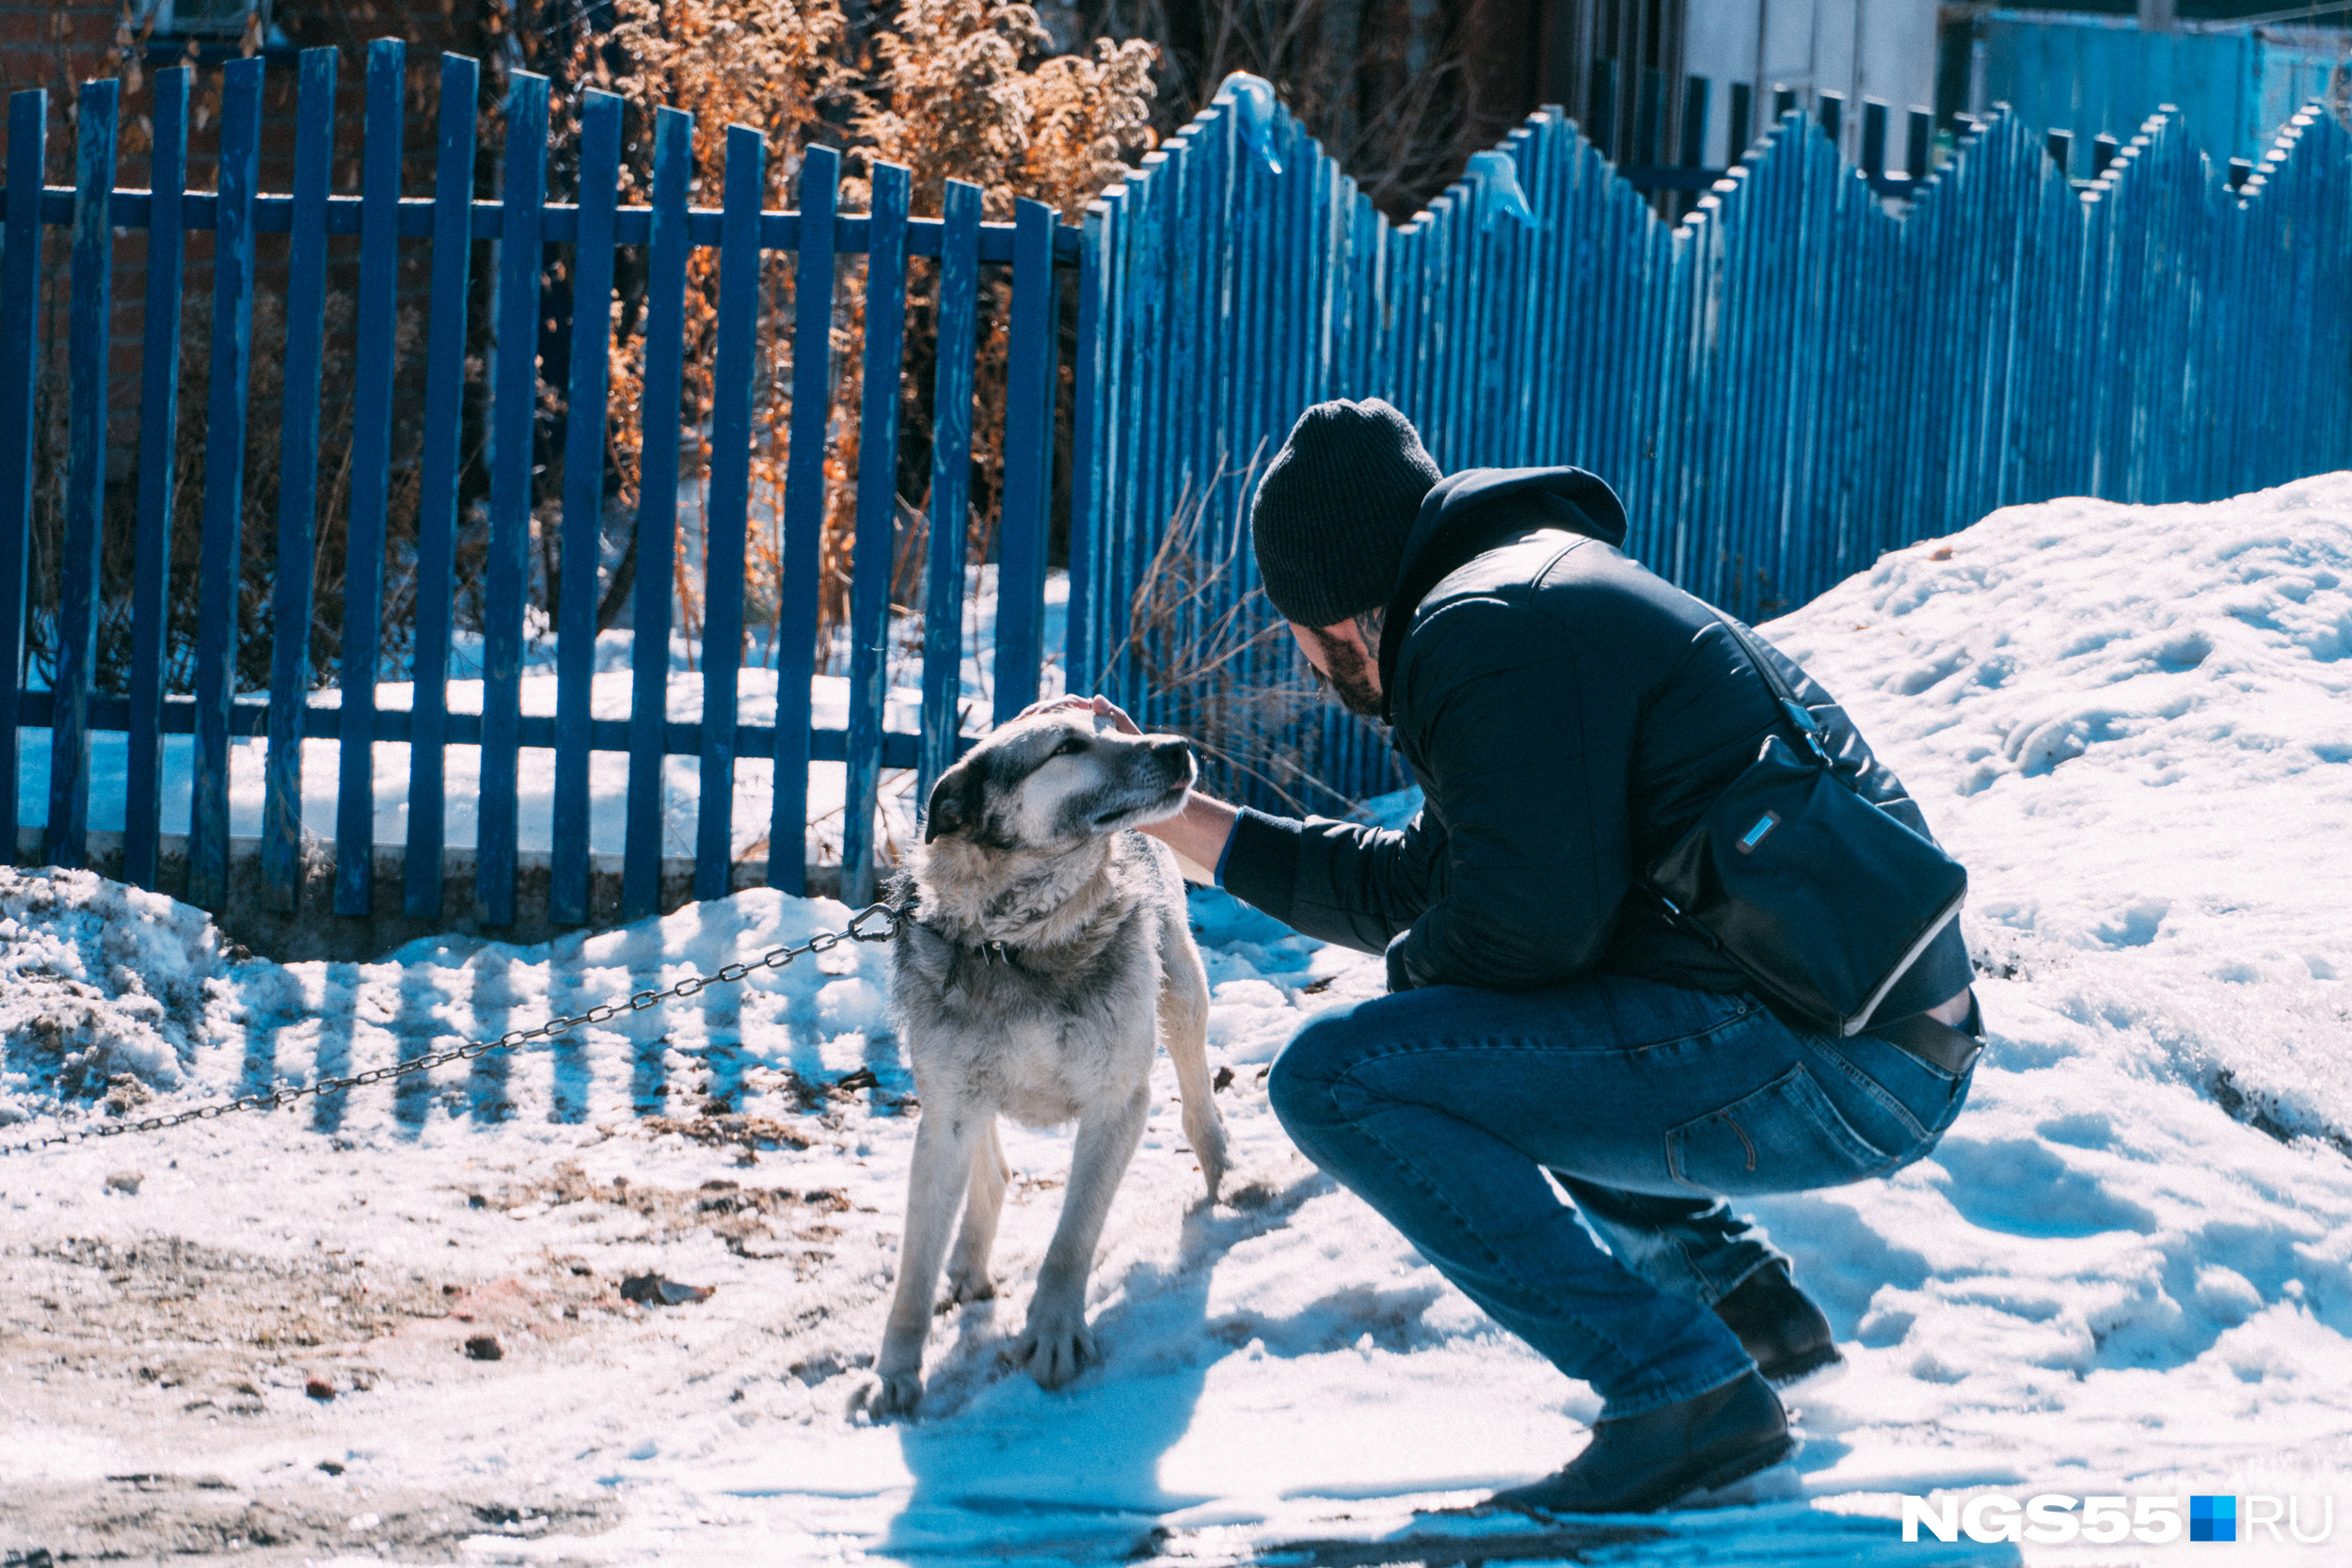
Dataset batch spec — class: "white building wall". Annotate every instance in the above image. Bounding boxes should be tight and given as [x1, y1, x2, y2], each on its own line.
[1681, 0, 1940, 166]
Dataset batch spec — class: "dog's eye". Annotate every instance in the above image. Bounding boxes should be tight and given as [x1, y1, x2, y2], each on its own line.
[1051, 736, 1087, 757]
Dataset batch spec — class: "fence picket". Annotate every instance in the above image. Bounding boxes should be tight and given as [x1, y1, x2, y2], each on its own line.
[551, 87, 623, 927]
[840, 162, 911, 903]
[0, 91, 40, 866]
[624, 106, 693, 922]
[336, 40, 404, 915]
[189, 59, 264, 911]
[1064, 193, 1106, 714]
[125, 68, 189, 891]
[479, 70, 549, 927]
[405, 51, 480, 922]
[917, 179, 982, 816]
[769, 144, 839, 897]
[993, 199, 1058, 726]
[45, 77, 118, 868]
[261, 47, 338, 910]
[696, 124, 765, 902]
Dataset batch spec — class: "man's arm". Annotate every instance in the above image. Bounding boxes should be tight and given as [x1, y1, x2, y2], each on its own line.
[1021, 695, 1438, 953]
[1147, 790, 1241, 881]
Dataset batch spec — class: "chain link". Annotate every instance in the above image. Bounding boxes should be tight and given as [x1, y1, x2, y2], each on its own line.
[0, 900, 909, 1159]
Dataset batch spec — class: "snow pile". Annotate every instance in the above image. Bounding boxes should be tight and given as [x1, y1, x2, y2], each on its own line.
[0, 867, 234, 1122]
[1764, 474, 2352, 1147]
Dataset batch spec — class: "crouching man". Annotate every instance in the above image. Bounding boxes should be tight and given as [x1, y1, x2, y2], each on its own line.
[1050, 399, 1979, 1514]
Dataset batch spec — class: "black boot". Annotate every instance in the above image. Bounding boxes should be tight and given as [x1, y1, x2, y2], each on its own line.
[1712, 1262, 1843, 1386]
[1486, 1370, 1791, 1515]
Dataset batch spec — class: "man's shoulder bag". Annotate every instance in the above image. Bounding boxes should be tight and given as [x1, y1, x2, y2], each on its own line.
[1645, 614, 1968, 1037]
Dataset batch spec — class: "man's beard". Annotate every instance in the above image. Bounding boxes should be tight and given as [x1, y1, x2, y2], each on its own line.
[1309, 631, 1386, 720]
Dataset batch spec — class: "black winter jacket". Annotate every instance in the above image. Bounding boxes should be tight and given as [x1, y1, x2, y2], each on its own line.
[1219, 466, 1974, 1022]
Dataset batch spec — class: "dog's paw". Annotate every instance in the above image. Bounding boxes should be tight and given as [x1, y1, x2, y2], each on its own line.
[942, 1267, 997, 1307]
[859, 1365, 926, 1420]
[1196, 1140, 1231, 1203]
[1015, 1311, 1098, 1390]
[1184, 1113, 1232, 1202]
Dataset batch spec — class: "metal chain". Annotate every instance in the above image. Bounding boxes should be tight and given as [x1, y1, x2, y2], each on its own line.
[0, 900, 909, 1159]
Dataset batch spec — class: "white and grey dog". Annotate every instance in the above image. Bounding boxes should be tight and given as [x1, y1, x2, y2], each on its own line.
[867, 707, 1229, 1418]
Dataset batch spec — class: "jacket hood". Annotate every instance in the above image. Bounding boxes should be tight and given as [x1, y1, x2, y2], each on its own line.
[1375, 466, 1629, 717]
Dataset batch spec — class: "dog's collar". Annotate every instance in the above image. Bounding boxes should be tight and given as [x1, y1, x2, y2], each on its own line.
[896, 885, 1032, 970]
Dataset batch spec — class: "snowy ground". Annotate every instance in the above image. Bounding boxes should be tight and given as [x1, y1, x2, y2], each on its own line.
[4, 478, 2351, 1565]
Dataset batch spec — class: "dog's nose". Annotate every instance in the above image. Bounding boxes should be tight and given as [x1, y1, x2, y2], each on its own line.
[1151, 738, 1192, 770]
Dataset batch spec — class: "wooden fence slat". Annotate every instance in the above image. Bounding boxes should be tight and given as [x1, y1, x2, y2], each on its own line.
[623, 105, 693, 921]
[916, 179, 981, 816]
[125, 67, 189, 891]
[0, 91, 40, 865]
[1060, 192, 1104, 716]
[405, 52, 479, 921]
[189, 58, 264, 911]
[478, 70, 549, 927]
[45, 77, 119, 868]
[694, 122, 764, 902]
[768, 144, 838, 896]
[551, 87, 623, 927]
[262, 47, 339, 911]
[336, 39, 405, 916]
[993, 198, 1058, 725]
[840, 161, 911, 905]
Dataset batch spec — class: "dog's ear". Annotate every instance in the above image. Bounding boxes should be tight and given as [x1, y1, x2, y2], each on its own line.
[924, 757, 982, 844]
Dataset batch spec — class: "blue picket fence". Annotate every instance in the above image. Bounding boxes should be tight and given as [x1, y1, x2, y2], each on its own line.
[1065, 78, 2352, 811]
[8, 48, 2352, 913]
[0, 40, 1075, 922]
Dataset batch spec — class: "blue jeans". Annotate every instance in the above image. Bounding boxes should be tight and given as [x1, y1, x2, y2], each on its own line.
[1266, 974, 1972, 1418]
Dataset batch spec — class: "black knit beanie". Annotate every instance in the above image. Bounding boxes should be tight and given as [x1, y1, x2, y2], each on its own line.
[1250, 398, 1442, 627]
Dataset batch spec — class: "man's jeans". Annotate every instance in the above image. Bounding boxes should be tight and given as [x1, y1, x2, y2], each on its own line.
[1265, 974, 1973, 1419]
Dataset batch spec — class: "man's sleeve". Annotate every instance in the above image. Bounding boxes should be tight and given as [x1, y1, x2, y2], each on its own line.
[1218, 807, 1444, 957]
[1382, 602, 1639, 992]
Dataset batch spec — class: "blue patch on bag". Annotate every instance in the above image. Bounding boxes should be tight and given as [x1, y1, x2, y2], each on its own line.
[1736, 812, 1780, 854]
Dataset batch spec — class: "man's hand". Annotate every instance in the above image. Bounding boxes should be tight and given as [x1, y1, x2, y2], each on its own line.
[1016, 695, 1239, 880]
[1016, 693, 1143, 735]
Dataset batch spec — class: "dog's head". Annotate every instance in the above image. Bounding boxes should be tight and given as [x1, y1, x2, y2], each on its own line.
[923, 709, 1197, 852]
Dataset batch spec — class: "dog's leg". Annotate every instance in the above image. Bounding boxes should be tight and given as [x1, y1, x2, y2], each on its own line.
[870, 1106, 981, 1418]
[1017, 1086, 1148, 1390]
[944, 1117, 1009, 1304]
[1160, 910, 1229, 1200]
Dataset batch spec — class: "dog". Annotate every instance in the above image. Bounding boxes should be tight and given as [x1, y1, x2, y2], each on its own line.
[866, 706, 1230, 1418]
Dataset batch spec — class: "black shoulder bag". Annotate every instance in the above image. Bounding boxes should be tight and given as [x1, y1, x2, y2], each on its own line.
[1645, 614, 1968, 1037]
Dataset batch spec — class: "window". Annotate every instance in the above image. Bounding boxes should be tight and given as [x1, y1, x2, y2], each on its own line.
[147, 0, 272, 40]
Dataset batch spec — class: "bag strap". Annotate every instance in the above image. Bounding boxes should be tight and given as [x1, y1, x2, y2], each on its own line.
[1708, 610, 1837, 769]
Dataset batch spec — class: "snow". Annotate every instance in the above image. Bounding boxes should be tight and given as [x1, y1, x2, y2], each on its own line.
[10, 566, 1064, 867]
[5, 478, 2352, 1564]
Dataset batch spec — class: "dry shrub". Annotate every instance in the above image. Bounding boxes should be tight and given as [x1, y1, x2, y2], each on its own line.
[855, 0, 1155, 222]
[568, 0, 1156, 668]
[1119, 447, 1354, 815]
[1075, 0, 1485, 222]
